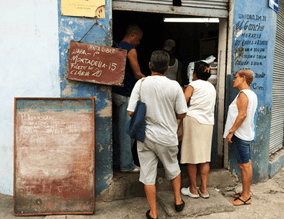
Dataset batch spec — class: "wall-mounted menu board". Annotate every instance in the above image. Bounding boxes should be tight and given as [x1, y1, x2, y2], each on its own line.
[66, 40, 127, 86]
[14, 98, 95, 216]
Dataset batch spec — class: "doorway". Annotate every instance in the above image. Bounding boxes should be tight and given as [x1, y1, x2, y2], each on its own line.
[112, 10, 227, 167]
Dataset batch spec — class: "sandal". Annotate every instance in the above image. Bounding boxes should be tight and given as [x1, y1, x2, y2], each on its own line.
[231, 197, 251, 206]
[231, 192, 241, 198]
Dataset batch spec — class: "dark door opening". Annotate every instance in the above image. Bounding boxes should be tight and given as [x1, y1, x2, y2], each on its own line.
[112, 10, 220, 168]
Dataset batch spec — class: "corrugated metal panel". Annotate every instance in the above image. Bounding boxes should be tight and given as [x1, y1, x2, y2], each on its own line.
[126, 0, 172, 5]
[113, 0, 229, 18]
[269, 0, 284, 155]
[182, 0, 228, 9]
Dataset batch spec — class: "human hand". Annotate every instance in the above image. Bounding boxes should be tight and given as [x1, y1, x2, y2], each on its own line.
[226, 133, 234, 143]
[204, 66, 210, 73]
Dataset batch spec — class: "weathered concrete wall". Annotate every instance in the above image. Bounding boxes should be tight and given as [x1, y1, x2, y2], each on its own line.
[57, 0, 113, 197]
[227, 0, 277, 182]
[0, 1, 60, 195]
[269, 149, 284, 178]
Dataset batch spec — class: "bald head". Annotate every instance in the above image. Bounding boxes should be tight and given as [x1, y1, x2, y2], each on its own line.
[237, 69, 254, 86]
[163, 39, 176, 53]
[125, 24, 143, 36]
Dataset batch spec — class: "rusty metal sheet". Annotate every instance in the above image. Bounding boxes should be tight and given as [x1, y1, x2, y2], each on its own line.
[66, 40, 127, 86]
[14, 98, 95, 216]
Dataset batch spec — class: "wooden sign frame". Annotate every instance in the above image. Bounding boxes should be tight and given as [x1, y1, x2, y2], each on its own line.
[14, 98, 95, 216]
[66, 40, 127, 86]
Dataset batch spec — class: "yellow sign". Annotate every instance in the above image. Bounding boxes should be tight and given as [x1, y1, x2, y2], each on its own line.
[61, 0, 105, 18]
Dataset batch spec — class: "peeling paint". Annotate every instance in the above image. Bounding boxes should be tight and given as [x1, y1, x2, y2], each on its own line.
[63, 26, 75, 36]
[236, 28, 243, 38]
[98, 144, 103, 153]
[60, 77, 65, 82]
[61, 80, 80, 96]
[97, 98, 111, 117]
[104, 174, 112, 182]
[63, 36, 69, 42]
[258, 106, 266, 115]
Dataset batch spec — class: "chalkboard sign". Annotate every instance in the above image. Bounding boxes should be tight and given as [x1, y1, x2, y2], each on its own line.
[66, 40, 127, 86]
[14, 98, 95, 216]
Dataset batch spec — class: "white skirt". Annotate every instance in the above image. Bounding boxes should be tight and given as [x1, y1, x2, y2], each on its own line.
[180, 116, 213, 164]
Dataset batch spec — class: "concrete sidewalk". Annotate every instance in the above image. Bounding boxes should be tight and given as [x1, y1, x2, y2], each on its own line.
[1, 166, 284, 218]
[2, 191, 232, 219]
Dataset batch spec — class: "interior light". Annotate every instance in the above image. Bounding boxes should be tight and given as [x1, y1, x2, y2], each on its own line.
[163, 18, 219, 23]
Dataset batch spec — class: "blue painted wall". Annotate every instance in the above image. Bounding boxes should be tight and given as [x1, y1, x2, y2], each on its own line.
[58, 0, 113, 197]
[227, 0, 277, 182]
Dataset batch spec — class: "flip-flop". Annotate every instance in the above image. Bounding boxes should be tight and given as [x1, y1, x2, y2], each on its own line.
[231, 197, 251, 206]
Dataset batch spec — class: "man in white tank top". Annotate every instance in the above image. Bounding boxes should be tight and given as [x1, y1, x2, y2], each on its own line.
[223, 70, 258, 206]
[163, 39, 183, 86]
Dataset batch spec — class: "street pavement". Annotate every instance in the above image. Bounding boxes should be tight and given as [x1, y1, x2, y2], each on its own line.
[1, 166, 284, 219]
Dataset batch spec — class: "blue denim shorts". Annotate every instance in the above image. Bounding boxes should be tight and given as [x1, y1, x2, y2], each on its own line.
[232, 135, 253, 164]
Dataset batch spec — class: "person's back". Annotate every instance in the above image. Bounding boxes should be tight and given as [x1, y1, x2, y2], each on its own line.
[164, 59, 178, 80]
[187, 79, 216, 125]
[139, 76, 185, 146]
[127, 50, 187, 219]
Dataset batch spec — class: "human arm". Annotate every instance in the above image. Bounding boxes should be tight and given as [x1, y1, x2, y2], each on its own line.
[226, 92, 249, 143]
[127, 79, 142, 117]
[175, 84, 188, 119]
[128, 49, 146, 80]
[184, 84, 194, 104]
[176, 112, 186, 119]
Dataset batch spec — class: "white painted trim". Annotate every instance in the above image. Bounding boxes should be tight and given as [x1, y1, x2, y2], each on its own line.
[216, 18, 228, 165]
[223, 0, 234, 169]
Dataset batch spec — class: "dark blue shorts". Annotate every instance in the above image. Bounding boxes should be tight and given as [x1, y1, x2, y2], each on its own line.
[232, 135, 253, 164]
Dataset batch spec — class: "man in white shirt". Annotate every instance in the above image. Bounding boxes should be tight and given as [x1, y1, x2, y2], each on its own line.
[127, 50, 188, 219]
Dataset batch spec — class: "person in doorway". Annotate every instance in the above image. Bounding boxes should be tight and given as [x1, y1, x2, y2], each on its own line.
[162, 39, 183, 87]
[112, 24, 146, 173]
[163, 39, 184, 143]
[224, 70, 257, 206]
[180, 61, 216, 199]
[127, 50, 187, 219]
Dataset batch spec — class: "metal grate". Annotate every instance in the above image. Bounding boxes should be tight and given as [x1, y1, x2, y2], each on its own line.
[269, 0, 284, 155]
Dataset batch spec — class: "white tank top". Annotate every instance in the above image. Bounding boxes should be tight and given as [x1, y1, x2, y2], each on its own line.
[164, 59, 178, 81]
[223, 89, 258, 141]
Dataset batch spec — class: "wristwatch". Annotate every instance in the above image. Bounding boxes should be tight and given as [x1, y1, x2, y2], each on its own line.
[229, 129, 234, 134]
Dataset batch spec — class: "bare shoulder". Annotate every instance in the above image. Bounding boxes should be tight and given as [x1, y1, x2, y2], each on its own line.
[237, 91, 249, 105]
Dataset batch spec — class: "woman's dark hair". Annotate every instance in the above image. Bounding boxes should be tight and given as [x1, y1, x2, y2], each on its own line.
[150, 50, 170, 74]
[194, 61, 211, 81]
